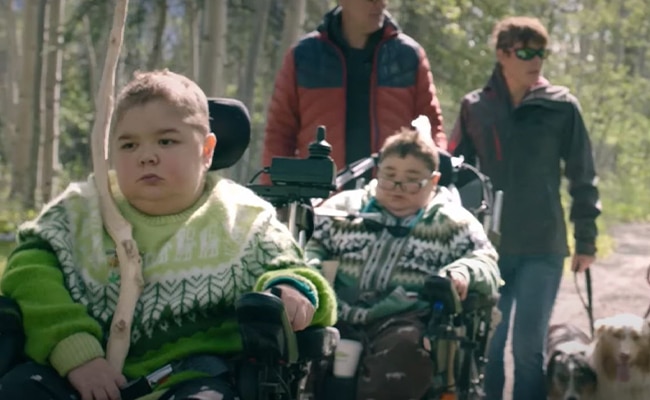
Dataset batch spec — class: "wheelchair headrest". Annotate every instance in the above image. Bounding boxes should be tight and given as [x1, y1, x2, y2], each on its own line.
[207, 98, 251, 171]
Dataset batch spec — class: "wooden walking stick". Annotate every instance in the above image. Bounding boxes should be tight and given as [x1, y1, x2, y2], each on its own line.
[89, 0, 143, 373]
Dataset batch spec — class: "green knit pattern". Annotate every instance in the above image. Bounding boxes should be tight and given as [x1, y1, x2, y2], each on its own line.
[305, 181, 501, 325]
[5, 171, 336, 379]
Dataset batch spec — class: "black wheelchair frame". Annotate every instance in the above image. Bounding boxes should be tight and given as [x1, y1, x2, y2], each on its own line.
[421, 276, 498, 400]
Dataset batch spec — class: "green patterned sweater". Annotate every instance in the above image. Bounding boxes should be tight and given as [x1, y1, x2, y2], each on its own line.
[1, 171, 336, 385]
[305, 180, 500, 325]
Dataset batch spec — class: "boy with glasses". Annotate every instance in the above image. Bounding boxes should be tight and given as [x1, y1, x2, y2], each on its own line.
[305, 127, 500, 399]
[449, 16, 601, 400]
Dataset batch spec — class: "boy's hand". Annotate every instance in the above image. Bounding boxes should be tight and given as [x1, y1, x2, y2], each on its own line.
[448, 271, 469, 300]
[268, 284, 315, 331]
[67, 357, 127, 400]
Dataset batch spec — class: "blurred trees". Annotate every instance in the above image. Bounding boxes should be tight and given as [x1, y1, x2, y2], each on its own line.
[0, 0, 648, 221]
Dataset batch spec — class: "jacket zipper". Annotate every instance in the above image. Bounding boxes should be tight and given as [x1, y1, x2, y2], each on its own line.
[369, 36, 392, 153]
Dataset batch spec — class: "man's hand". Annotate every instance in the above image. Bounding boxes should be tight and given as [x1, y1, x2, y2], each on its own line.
[571, 254, 596, 273]
[449, 271, 469, 300]
[267, 284, 315, 331]
[67, 357, 127, 400]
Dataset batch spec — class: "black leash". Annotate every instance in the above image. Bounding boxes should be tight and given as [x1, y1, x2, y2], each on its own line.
[573, 269, 595, 338]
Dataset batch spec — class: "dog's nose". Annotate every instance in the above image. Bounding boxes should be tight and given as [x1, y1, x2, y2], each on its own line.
[566, 397, 578, 400]
[619, 352, 631, 362]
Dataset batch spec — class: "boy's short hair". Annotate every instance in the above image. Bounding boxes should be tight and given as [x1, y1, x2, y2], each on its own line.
[379, 127, 440, 172]
[114, 69, 210, 135]
[491, 16, 549, 50]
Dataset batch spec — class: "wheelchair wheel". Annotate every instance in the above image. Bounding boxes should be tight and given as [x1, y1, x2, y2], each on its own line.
[454, 311, 491, 400]
[456, 350, 484, 400]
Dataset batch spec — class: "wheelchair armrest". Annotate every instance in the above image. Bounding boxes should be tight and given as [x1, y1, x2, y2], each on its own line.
[421, 275, 463, 315]
[235, 292, 340, 366]
[461, 292, 498, 313]
[235, 292, 298, 364]
[296, 326, 340, 362]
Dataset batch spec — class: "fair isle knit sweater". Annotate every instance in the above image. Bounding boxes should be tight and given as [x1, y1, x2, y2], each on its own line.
[305, 180, 500, 325]
[1, 171, 336, 384]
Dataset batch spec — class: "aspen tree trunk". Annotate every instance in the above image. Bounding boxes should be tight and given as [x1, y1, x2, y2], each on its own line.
[41, 0, 65, 202]
[233, 0, 272, 182]
[11, 0, 39, 202]
[146, 0, 167, 70]
[199, 0, 227, 96]
[185, 0, 200, 80]
[25, 0, 47, 208]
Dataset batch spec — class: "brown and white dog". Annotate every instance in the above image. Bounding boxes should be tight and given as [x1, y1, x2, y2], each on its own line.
[546, 323, 597, 400]
[589, 313, 650, 400]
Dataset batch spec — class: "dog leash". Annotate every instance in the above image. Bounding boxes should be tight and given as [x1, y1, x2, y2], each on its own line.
[573, 269, 595, 338]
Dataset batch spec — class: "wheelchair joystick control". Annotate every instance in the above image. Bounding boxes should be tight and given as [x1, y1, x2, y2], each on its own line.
[308, 126, 332, 159]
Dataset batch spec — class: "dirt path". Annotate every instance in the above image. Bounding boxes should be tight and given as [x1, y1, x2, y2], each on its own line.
[502, 222, 650, 399]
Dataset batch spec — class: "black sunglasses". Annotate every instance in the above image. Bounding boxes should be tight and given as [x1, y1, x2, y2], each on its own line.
[513, 47, 550, 61]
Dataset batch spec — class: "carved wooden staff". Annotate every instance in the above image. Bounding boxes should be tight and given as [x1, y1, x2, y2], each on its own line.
[89, 0, 143, 373]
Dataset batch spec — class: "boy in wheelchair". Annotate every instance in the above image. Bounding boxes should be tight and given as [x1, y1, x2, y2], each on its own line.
[305, 128, 501, 400]
[0, 70, 337, 400]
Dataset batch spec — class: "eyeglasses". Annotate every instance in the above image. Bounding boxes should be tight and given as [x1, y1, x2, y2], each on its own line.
[513, 47, 550, 61]
[376, 173, 434, 194]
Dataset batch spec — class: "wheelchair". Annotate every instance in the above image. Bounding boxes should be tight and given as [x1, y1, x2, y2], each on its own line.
[0, 98, 340, 400]
[262, 141, 500, 399]
[329, 153, 501, 400]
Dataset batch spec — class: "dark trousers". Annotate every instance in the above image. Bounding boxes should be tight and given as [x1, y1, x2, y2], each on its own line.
[0, 361, 237, 400]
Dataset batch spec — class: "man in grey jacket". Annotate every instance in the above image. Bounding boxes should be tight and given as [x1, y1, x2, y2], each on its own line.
[450, 16, 601, 400]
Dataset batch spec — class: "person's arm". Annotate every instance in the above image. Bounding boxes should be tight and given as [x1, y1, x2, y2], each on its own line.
[414, 46, 446, 150]
[1, 237, 105, 376]
[449, 99, 477, 166]
[261, 48, 301, 184]
[561, 100, 601, 256]
[438, 210, 501, 298]
[244, 210, 337, 327]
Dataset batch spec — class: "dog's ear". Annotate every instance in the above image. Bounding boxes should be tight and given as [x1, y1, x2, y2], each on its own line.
[643, 318, 650, 336]
[579, 358, 598, 385]
[546, 350, 562, 388]
[594, 318, 608, 338]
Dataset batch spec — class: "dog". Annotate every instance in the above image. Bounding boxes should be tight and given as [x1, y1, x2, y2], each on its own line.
[589, 313, 650, 400]
[546, 323, 597, 400]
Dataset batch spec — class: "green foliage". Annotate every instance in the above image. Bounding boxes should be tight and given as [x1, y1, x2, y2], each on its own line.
[2, 0, 650, 228]
[0, 205, 37, 237]
[0, 241, 14, 284]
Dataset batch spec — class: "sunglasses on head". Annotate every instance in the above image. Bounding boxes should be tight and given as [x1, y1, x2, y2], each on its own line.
[512, 47, 550, 61]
